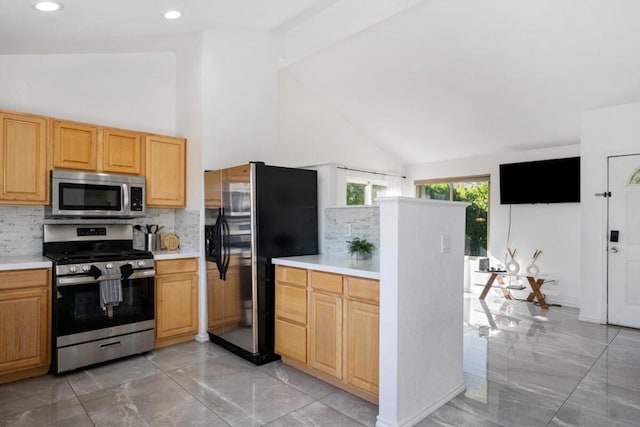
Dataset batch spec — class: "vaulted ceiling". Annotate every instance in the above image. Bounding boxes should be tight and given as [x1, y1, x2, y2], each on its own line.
[2, 0, 640, 164]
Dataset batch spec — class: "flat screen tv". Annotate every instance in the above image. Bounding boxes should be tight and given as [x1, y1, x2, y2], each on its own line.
[499, 157, 580, 204]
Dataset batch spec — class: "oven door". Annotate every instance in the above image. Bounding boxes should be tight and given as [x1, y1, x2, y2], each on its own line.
[54, 271, 155, 346]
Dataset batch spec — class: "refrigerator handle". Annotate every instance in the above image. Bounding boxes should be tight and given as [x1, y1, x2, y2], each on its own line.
[214, 208, 224, 279]
[219, 208, 231, 280]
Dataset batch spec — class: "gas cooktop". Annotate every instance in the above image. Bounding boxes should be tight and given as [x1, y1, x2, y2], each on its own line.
[44, 249, 153, 264]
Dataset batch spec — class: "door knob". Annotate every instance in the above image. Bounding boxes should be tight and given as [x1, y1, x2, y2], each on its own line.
[611, 247, 619, 253]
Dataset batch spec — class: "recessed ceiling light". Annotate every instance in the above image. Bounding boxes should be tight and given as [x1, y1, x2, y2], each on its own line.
[34, 1, 61, 12]
[164, 10, 182, 20]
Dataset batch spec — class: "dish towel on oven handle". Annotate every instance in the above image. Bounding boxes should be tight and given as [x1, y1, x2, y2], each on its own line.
[99, 268, 122, 318]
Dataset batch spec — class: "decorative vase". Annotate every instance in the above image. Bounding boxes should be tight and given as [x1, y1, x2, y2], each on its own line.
[526, 263, 539, 278]
[505, 258, 520, 275]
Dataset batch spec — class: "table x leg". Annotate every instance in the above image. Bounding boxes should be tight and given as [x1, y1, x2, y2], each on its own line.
[526, 276, 549, 309]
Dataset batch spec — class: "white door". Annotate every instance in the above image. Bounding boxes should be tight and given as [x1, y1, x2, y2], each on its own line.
[608, 154, 640, 328]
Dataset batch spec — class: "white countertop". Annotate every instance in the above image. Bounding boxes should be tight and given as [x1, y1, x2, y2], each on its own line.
[152, 250, 200, 261]
[272, 255, 379, 280]
[0, 256, 52, 271]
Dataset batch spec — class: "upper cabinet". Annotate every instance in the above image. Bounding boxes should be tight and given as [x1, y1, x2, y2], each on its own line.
[102, 128, 142, 175]
[0, 111, 50, 204]
[0, 108, 187, 208]
[52, 119, 143, 175]
[145, 134, 186, 208]
[52, 119, 98, 171]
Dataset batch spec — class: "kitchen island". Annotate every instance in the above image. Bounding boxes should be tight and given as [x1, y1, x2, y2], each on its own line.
[272, 254, 379, 279]
[272, 255, 380, 403]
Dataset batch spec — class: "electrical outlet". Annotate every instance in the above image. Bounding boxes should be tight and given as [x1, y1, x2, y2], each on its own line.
[345, 223, 352, 237]
[441, 234, 451, 253]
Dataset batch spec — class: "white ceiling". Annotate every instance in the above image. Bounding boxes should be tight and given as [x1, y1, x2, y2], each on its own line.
[2, 0, 640, 164]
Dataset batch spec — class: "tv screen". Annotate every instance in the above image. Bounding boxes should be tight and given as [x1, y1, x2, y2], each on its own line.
[499, 157, 580, 204]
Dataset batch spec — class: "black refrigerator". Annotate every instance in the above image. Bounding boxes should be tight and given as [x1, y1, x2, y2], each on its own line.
[204, 162, 318, 365]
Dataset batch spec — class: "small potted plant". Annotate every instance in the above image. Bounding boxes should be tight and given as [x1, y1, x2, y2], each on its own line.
[346, 237, 375, 260]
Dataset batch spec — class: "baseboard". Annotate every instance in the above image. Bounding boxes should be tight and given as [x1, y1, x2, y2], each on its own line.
[578, 315, 605, 324]
[375, 382, 466, 427]
[194, 333, 209, 343]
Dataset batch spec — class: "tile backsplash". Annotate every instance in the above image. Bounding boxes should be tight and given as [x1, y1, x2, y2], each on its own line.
[0, 206, 46, 256]
[0, 206, 201, 256]
[324, 206, 380, 258]
[174, 209, 201, 252]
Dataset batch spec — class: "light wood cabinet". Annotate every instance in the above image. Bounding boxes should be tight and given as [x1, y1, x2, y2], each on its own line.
[52, 119, 98, 171]
[206, 261, 242, 335]
[346, 300, 379, 395]
[274, 265, 379, 403]
[52, 119, 144, 175]
[0, 108, 188, 208]
[0, 111, 50, 204]
[155, 258, 199, 348]
[0, 268, 51, 384]
[275, 266, 308, 363]
[145, 134, 186, 208]
[309, 291, 343, 378]
[102, 128, 142, 175]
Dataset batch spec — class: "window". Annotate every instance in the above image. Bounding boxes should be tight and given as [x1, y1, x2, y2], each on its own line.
[416, 175, 489, 257]
[631, 170, 640, 184]
[346, 180, 387, 205]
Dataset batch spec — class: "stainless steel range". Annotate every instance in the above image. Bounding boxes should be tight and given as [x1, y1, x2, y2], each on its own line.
[43, 224, 155, 374]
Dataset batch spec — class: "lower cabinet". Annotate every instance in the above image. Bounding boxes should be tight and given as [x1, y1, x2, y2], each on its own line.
[309, 289, 343, 378]
[155, 258, 199, 348]
[345, 299, 379, 395]
[0, 269, 51, 384]
[275, 265, 379, 403]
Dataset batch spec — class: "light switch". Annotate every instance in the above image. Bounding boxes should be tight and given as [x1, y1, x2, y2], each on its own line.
[441, 234, 451, 253]
[345, 223, 352, 237]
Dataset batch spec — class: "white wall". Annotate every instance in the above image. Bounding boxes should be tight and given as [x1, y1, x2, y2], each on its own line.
[278, 70, 404, 173]
[580, 102, 640, 323]
[405, 144, 582, 307]
[0, 53, 176, 134]
[176, 36, 204, 211]
[201, 30, 279, 171]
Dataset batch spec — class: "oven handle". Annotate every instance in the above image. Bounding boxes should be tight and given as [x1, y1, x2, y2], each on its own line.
[56, 270, 156, 287]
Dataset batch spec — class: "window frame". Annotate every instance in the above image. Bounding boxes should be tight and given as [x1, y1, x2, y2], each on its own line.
[346, 177, 388, 206]
[415, 174, 490, 257]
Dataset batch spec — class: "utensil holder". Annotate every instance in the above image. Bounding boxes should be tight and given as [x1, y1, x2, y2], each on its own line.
[145, 234, 158, 251]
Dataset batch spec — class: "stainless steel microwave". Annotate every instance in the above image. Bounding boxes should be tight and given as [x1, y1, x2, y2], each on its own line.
[48, 170, 145, 218]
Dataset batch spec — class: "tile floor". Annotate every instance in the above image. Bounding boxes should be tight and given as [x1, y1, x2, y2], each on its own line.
[1, 293, 639, 426]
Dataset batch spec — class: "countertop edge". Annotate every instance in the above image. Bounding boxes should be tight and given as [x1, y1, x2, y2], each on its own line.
[153, 251, 200, 261]
[272, 257, 380, 280]
[0, 259, 53, 271]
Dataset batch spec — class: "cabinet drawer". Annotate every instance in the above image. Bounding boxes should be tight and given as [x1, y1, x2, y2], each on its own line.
[0, 269, 49, 291]
[275, 319, 307, 363]
[275, 283, 307, 324]
[156, 258, 198, 275]
[275, 266, 307, 287]
[310, 270, 343, 294]
[345, 277, 379, 304]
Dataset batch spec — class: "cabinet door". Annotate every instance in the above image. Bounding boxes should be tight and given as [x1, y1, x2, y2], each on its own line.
[102, 128, 142, 175]
[309, 291, 342, 378]
[52, 120, 98, 171]
[0, 112, 49, 204]
[275, 319, 307, 363]
[346, 300, 379, 395]
[145, 134, 186, 207]
[0, 287, 50, 375]
[156, 273, 198, 340]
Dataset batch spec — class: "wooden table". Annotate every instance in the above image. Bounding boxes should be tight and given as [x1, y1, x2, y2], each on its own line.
[478, 271, 551, 309]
